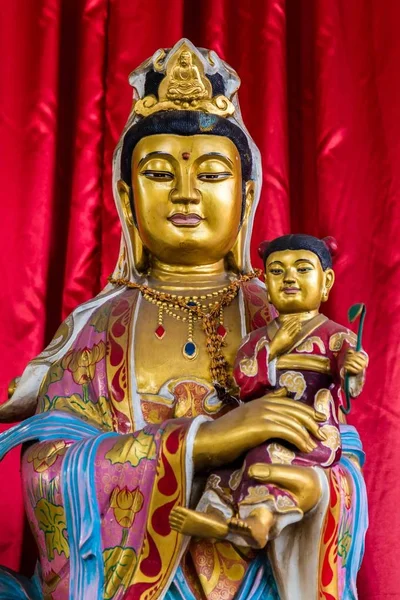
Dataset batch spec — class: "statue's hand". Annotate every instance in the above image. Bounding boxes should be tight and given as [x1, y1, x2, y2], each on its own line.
[248, 463, 321, 514]
[193, 389, 326, 472]
[269, 317, 302, 360]
[343, 348, 368, 375]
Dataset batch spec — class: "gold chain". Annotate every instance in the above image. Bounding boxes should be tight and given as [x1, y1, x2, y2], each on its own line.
[108, 270, 261, 389]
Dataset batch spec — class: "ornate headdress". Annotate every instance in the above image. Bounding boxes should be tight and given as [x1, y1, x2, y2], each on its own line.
[112, 38, 262, 281]
[133, 40, 236, 118]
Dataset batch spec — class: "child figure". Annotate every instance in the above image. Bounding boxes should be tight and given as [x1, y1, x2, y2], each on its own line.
[170, 234, 368, 548]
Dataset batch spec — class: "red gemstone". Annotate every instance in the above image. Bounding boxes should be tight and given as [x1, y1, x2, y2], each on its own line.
[217, 324, 227, 339]
[155, 325, 165, 339]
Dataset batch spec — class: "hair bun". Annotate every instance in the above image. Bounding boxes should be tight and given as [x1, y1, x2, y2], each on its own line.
[322, 236, 338, 258]
[258, 241, 271, 260]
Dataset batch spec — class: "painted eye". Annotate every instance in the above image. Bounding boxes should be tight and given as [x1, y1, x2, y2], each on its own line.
[141, 170, 174, 181]
[197, 172, 232, 181]
[269, 268, 284, 275]
[297, 267, 312, 273]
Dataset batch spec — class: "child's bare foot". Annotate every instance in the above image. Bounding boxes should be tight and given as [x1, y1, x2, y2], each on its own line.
[228, 506, 275, 549]
[169, 507, 229, 539]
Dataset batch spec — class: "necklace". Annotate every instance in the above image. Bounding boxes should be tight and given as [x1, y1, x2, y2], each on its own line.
[108, 270, 261, 388]
[142, 287, 229, 360]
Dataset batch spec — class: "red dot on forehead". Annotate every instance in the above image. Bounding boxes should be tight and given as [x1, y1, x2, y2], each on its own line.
[182, 152, 190, 160]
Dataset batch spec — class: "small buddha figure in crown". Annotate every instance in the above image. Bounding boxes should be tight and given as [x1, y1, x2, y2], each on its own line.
[170, 234, 368, 549]
[167, 50, 208, 102]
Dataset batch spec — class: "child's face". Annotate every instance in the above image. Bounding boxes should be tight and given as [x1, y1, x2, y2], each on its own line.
[264, 249, 334, 314]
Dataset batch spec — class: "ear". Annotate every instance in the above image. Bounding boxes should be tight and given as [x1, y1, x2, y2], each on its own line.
[228, 181, 255, 273]
[117, 180, 149, 273]
[117, 180, 135, 227]
[244, 180, 255, 218]
[322, 268, 335, 302]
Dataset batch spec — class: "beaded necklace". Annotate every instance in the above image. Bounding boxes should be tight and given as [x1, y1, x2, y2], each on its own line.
[108, 270, 260, 388]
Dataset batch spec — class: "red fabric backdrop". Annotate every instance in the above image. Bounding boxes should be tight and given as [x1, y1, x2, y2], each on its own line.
[1, 0, 399, 597]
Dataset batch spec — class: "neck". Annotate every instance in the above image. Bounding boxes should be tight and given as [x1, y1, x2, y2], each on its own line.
[148, 257, 232, 291]
[278, 309, 320, 324]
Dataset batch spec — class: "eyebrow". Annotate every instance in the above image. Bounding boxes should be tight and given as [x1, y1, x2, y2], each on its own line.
[137, 151, 174, 170]
[294, 258, 315, 265]
[197, 152, 234, 169]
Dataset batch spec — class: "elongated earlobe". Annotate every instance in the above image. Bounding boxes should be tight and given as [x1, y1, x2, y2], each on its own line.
[228, 181, 255, 272]
[117, 180, 149, 273]
[118, 180, 135, 227]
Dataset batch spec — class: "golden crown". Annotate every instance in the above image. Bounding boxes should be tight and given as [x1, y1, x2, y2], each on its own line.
[133, 41, 236, 119]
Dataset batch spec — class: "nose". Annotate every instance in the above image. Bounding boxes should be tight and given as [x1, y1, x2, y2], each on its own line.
[283, 267, 297, 283]
[170, 171, 200, 205]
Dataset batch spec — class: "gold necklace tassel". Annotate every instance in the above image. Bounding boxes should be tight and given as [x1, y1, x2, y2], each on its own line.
[183, 303, 198, 359]
[217, 305, 227, 339]
[155, 305, 165, 339]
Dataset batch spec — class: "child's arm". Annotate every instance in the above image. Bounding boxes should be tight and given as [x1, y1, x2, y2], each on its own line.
[234, 318, 301, 401]
[334, 332, 368, 398]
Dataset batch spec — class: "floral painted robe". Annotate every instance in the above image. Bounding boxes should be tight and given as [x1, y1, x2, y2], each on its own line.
[0, 282, 368, 600]
[196, 315, 366, 541]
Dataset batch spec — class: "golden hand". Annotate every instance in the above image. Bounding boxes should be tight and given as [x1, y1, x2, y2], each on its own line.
[247, 463, 321, 514]
[343, 348, 368, 375]
[193, 389, 326, 472]
[269, 316, 302, 360]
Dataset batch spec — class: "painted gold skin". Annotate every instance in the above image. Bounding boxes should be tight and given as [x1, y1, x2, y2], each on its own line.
[131, 134, 246, 270]
[170, 248, 367, 547]
[117, 134, 327, 539]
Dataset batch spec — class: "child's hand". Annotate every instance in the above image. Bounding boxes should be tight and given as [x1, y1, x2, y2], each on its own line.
[269, 317, 302, 359]
[343, 348, 368, 375]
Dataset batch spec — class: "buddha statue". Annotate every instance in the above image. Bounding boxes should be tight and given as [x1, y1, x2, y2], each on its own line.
[166, 50, 207, 102]
[0, 39, 367, 600]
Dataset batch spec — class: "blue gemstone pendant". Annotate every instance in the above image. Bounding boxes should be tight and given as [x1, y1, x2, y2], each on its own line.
[183, 341, 198, 360]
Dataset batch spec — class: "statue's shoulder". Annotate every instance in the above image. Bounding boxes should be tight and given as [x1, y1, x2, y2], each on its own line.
[74, 286, 140, 339]
[0, 287, 140, 424]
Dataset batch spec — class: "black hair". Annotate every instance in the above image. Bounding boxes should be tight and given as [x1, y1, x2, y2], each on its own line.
[260, 234, 334, 270]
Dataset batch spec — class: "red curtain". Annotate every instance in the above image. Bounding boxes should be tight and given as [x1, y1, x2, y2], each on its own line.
[1, 0, 399, 596]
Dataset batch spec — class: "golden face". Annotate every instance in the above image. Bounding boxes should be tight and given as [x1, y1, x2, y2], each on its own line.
[129, 134, 246, 266]
[179, 52, 191, 67]
[265, 249, 335, 314]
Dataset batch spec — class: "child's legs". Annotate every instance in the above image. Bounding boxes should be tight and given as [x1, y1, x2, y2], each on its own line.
[169, 469, 236, 540]
[230, 442, 306, 542]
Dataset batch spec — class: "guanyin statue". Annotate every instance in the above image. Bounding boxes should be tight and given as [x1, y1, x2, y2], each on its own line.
[0, 39, 367, 600]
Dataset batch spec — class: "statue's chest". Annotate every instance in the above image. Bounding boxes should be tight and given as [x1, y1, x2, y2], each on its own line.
[134, 298, 244, 394]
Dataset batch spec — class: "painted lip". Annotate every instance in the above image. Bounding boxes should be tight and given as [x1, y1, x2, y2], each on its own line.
[168, 213, 204, 227]
[282, 287, 301, 294]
